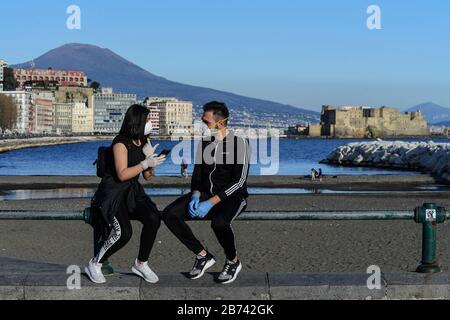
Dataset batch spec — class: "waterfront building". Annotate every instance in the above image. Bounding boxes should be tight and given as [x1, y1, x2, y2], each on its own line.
[29, 91, 55, 134]
[53, 102, 73, 134]
[14, 68, 87, 88]
[72, 102, 94, 134]
[1, 91, 32, 134]
[147, 105, 161, 135]
[0, 59, 8, 91]
[147, 97, 193, 136]
[93, 87, 137, 134]
[286, 124, 309, 136]
[55, 86, 94, 109]
[313, 105, 430, 138]
[142, 98, 161, 135]
[54, 86, 95, 134]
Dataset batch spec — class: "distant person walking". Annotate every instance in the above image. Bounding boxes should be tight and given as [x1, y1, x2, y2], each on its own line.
[318, 168, 323, 181]
[311, 168, 318, 181]
[181, 159, 189, 178]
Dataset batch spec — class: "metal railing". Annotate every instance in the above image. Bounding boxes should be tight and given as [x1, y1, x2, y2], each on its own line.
[1, 203, 448, 274]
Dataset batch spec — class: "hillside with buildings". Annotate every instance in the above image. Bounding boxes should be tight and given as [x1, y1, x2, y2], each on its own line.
[1, 56, 196, 136]
[12, 43, 320, 129]
[0, 76, 194, 137]
[0, 49, 305, 137]
[2, 46, 446, 139]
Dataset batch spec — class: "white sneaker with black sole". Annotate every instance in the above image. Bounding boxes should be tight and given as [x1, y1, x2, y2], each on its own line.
[85, 258, 106, 284]
[217, 260, 242, 284]
[188, 252, 216, 280]
[131, 259, 159, 283]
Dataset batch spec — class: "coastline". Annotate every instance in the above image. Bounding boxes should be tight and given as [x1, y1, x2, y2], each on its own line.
[0, 135, 186, 154]
[0, 136, 113, 154]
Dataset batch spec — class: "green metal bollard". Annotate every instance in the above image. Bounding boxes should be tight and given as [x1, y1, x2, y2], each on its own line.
[414, 203, 447, 273]
[83, 207, 92, 225]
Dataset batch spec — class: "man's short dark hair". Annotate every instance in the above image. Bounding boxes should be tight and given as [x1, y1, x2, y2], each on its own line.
[203, 101, 229, 123]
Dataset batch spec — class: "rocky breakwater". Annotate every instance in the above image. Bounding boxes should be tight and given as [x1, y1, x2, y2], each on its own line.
[321, 140, 450, 183]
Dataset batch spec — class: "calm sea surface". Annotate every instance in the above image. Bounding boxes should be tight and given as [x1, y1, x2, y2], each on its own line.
[0, 138, 449, 176]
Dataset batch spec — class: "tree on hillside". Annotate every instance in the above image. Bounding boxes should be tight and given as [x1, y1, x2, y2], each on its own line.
[2, 67, 18, 90]
[0, 94, 18, 130]
[2, 67, 19, 91]
[89, 81, 101, 92]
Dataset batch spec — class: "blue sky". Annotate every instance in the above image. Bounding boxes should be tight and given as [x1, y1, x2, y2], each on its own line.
[1, 0, 449, 111]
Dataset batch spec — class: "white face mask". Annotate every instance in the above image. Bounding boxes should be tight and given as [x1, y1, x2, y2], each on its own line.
[201, 122, 211, 137]
[144, 122, 153, 136]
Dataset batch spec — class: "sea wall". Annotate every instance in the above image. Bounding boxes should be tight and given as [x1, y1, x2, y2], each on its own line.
[322, 140, 450, 183]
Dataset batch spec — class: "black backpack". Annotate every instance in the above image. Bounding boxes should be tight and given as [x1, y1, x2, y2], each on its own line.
[93, 146, 114, 178]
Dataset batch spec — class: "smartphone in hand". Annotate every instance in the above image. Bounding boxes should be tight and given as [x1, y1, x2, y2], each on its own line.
[158, 149, 171, 157]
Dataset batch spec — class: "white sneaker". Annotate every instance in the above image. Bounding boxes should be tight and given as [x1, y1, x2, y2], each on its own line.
[85, 258, 106, 284]
[131, 260, 159, 283]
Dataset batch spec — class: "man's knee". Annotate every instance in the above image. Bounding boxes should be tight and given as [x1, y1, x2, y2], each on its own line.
[163, 206, 184, 224]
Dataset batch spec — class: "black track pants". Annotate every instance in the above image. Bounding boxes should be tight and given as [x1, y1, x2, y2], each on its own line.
[163, 193, 247, 261]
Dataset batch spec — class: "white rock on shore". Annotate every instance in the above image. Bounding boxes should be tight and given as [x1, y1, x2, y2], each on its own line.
[323, 140, 450, 183]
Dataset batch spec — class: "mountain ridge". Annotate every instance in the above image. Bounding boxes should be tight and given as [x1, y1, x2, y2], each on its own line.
[12, 43, 320, 127]
[404, 102, 450, 124]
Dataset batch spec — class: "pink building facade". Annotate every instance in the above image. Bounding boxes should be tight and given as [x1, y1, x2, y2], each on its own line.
[14, 68, 88, 88]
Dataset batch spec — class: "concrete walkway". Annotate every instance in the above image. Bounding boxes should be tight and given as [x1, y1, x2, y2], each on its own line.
[1, 257, 450, 300]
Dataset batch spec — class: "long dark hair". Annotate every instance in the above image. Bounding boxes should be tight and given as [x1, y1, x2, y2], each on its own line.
[119, 104, 149, 144]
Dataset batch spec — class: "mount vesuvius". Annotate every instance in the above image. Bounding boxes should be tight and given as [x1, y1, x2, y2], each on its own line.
[13, 43, 319, 127]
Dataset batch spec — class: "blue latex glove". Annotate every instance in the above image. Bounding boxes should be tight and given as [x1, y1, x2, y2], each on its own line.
[188, 193, 201, 217]
[195, 200, 213, 218]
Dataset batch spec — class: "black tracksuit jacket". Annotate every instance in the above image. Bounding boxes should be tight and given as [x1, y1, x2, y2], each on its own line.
[191, 132, 250, 201]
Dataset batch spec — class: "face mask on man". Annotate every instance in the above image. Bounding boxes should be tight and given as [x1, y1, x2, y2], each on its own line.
[144, 121, 153, 136]
[202, 118, 228, 137]
[201, 122, 212, 136]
